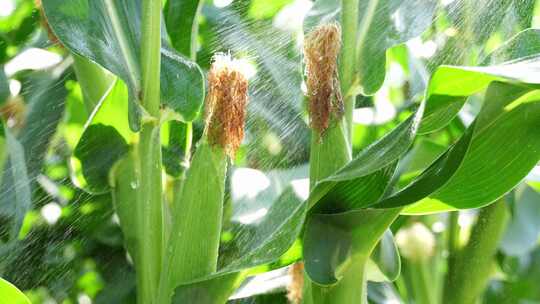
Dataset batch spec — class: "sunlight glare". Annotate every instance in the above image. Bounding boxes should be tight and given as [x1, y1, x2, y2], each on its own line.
[9, 79, 21, 96]
[273, 0, 313, 33]
[353, 97, 396, 125]
[0, 0, 15, 18]
[5, 48, 63, 76]
[237, 208, 268, 225]
[526, 165, 540, 182]
[41, 202, 62, 225]
[407, 38, 437, 59]
[291, 178, 309, 201]
[213, 0, 233, 8]
[232, 168, 271, 200]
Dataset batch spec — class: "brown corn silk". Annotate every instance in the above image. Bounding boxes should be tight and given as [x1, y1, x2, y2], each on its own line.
[304, 23, 343, 135]
[205, 54, 249, 158]
[287, 262, 305, 304]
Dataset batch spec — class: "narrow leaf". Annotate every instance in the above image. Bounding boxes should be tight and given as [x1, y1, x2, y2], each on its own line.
[405, 82, 540, 213]
[1, 126, 31, 239]
[165, 0, 202, 57]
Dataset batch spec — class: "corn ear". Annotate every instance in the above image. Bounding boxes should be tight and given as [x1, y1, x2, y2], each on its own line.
[158, 54, 249, 302]
[304, 24, 351, 189]
[164, 141, 227, 285]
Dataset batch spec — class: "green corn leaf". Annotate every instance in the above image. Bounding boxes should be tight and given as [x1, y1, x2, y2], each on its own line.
[396, 139, 448, 186]
[311, 32, 540, 214]
[308, 103, 424, 212]
[15, 69, 68, 181]
[401, 82, 540, 213]
[0, 67, 67, 240]
[0, 125, 31, 240]
[367, 231, 401, 283]
[303, 208, 401, 286]
[74, 124, 129, 194]
[72, 54, 116, 113]
[219, 186, 307, 273]
[166, 166, 308, 302]
[304, 0, 437, 95]
[374, 125, 474, 210]
[218, 165, 308, 273]
[165, 0, 202, 57]
[162, 121, 190, 177]
[420, 28, 540, 134]
[0, 67, 8, 105]
[0, 277, 30, 304]
[41, 0, 205, 130]
[70, 80, 132, 194]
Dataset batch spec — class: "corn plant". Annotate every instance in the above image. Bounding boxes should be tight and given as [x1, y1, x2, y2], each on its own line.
[0, 0, 540, 303]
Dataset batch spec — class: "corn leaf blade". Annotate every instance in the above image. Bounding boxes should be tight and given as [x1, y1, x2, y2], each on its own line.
[165, 0, 202, 57]
[70, 80, 132, 194]
[41, 0, 205, 129]
[401, 82, 540, 213]
[303, 208, 401, 286]
[308, 104, 424, 212]
[0, 277, 30, 304]
[419, 28, 540, 134]
[0, 125, 31, 240]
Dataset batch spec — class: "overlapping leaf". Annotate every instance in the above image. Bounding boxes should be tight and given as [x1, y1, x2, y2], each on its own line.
[172, 162, 403, 300]
[419, 29, 540, 134]
[304, 0, 437, 95]
[303, 208, 401, 285]
[70, 80, 133, 194]
[168, 167, 308, 303]
[369, 30, 540, 213]
[41, 0, 205, 129]
[219, 184, 307, 274]
[308, 103, 424, 212]
[401, 82, 540, 214]
[307, 29, 540, 215]
[111, 151, 140, 265]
